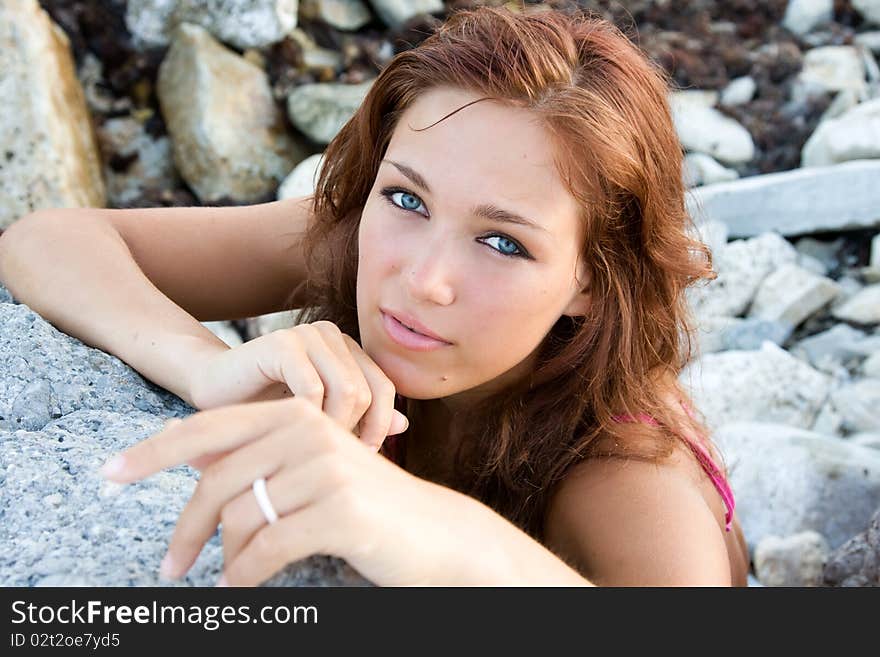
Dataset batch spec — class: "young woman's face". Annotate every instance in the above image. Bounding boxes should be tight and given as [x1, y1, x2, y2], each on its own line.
[357, 85, 590, 409]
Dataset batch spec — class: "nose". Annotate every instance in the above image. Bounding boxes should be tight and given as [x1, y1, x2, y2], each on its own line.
[403, 235, 455, 306]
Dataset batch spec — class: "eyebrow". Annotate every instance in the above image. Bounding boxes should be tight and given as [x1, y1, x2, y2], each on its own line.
[381, 159, 550, 235]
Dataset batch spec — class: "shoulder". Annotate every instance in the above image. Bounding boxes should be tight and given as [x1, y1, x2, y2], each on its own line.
[542, 449, 732, 586]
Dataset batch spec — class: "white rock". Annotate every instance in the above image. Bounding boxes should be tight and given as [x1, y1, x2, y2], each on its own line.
[783, 0, 833, 37]
[791, 323, 880, 373]
[680, 341, 831, 431]
[127, 0, 299, 50]
[0, 0, 106, 229]
[686, 159, 880, 238]
[720, 75, 757, 107]
[853, 0, 880, 25]
[683, 152, 740, 187]
[687, 232, 797, 319]
[818, 88, 861, 123]
[287, 79, 375, 145]
[831, 284, 880, 323]
[748, 263, 840, 328]
[802, 97, 880, 166]
[863, 351, 880, 377]
[670, 96, 755, 164]
[278, 153, 325, 200]
[712, 421, 880, 550]
[871, 232, 880, 268]
[829, 379, 880, 432]
[851, 431, 880, 449]
[753, 531, 830, 586]
[855, 31, 880, 54]
[368, 0, 445, 29]
[795, 46, 867, 98]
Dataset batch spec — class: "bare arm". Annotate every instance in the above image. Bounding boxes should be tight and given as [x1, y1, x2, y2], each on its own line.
[0, 197, 315, 408]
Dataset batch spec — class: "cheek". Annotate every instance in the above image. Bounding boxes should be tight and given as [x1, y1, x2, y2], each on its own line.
[464, 275, 555, 342]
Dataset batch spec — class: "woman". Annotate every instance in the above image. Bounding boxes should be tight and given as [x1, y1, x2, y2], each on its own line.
[100, 5, 749, 586]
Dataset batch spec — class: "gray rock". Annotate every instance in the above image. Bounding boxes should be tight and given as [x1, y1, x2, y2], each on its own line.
[0, 302, 371, 586]
[713, 421, 880, 551]
[157, 22, 306, 204]
[692, 316, 792, 355]
[286, 79, 374, 145]
[828, 379, 880, 433]
[278, 152, 325, 200]
[683, 153, 739, 188]
[823, 506, 880, 586]
[791, 323, 880, 374]
[753, 530, 830, 586]
[301, 0, 371, 32]
[686, 159, 880, 238]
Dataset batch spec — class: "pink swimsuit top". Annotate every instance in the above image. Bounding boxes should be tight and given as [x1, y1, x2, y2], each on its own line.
[610, 403, 735, 533]
[380, 402, 735, 533]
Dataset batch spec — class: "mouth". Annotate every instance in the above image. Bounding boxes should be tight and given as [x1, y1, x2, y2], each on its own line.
[380, 310, 453, 351]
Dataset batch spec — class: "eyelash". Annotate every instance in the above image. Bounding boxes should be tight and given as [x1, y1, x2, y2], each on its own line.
[378, 186, 532, 260]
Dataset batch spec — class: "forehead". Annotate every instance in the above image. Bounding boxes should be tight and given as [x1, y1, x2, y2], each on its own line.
[383, 86, 582, 244]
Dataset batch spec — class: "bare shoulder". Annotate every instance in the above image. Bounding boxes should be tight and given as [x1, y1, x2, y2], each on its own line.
[542, 452, 733, 586]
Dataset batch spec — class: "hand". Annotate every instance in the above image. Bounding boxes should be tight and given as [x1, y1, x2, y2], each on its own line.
[188, 320, 408, 450]
[99, 398, 490, 587]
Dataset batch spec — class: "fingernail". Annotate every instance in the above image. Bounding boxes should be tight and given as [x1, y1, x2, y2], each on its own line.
[159, 553, 176, 579]
[215, 575, 228, 587]
[99, 454, 126, 478]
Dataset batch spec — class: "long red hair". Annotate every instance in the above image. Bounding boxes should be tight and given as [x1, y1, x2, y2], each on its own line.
[284, 5, 719, 541]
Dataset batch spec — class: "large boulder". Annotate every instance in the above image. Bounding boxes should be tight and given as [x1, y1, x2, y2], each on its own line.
[0, 290, 370, 586]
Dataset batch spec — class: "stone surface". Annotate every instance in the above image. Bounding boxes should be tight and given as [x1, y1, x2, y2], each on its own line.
[802, 98, 880, 167]
[278, 152, 325, 200]
[156, 22, 306, 204]
[126, 0, 299, 50]
[747, 262, 840, 329]
[286, 79, 374, 145]
[830, 284, 880, 324]
[368, 0, 444, 29]
[686, 159, 880, 238]
[0, 299, 371, 586]
[680, 341, 831, 431]
[823, 506, 880, 586]
[670, 92, 755, 164]
[713, 421, 880, 551]
[0, 0, 105, 230]
[753, 530, 831, 586]
[783, 0, 834, 37]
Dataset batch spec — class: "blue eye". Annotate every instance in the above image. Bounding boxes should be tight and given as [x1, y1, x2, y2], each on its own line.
[378, 186, 531, 260]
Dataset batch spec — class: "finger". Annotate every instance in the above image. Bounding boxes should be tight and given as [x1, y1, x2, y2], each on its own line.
[298, 323, 372, 431]
[342, 335, 404, 448]
[220, 455, 342, 564]
[258, 331, 326, 410]
[99, 398, 320, 484]
[219, 498, 340, 586]
[161, 427, 330, 579]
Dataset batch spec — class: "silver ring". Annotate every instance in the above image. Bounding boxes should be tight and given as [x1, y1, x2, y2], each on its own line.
[252, 477, 279, 524]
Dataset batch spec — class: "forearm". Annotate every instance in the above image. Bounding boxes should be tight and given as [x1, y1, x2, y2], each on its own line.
[0, 212, 229, 407]
[440, 490, 595, 586]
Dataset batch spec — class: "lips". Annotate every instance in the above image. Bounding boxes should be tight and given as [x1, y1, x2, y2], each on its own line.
[380, 307, 452, 344]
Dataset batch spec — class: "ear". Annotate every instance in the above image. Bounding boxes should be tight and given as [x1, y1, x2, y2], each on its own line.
[563, 260, 591, 318]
